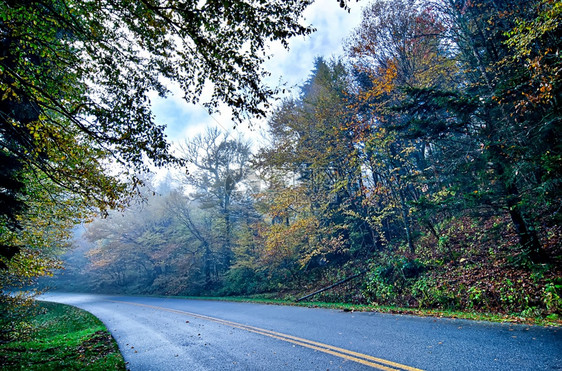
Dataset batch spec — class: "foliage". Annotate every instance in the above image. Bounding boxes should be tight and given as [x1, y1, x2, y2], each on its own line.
[0, 291, 37, 343]
[180, 128, 255, 275]
[1, 0, 321, 337]
[45, 0, 562, 322]
[82, 187, 206, 294]
[0, 0, 317, 255]
[0, 0, 317, 252]
[501, 0, 562, 223]
[421, 0, 562, 261]
[0, 171, 87, 333]
[361, 215, 562, 317]
[363, 256, 425, 305]
[255, 58, 371, 276]
[55, 131, 259, 295]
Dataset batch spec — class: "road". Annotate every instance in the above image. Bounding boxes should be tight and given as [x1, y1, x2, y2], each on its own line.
[39, 293, 561, 370]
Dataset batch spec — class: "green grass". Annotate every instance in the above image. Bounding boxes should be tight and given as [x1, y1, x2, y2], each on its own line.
[0, 301, 126, 370]
[168, 295, 562, 327]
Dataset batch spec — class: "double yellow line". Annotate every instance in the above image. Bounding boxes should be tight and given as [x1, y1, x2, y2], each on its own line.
[107, 300, 423, 371]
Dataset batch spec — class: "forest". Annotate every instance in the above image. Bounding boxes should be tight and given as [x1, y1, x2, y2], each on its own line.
[1, 0, 561, 334]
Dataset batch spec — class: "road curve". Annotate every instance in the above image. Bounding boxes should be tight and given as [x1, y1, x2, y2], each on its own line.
[39, 293, 561, 371]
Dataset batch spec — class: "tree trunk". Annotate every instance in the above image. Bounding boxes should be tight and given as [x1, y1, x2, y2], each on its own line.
[399, 189, 415, 254]
[505, 184, 545, 263]
[204, 243, 212, 284]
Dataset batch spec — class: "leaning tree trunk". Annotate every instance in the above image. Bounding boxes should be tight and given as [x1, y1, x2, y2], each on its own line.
[505, 183, 545, 263]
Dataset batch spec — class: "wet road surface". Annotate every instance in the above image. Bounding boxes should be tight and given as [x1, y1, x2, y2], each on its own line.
[39, 293, 562, 370]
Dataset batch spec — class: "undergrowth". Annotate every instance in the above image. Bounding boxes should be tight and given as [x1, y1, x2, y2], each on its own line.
[354, 216, 562, 322]
[197, 215, 562, 326]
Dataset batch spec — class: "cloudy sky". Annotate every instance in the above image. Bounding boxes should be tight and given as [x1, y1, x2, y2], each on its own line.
[150, 0, 365, 149]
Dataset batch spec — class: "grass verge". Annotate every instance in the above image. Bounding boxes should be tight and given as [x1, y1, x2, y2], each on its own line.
[0, 301, 126, 370]
[169, 295, 562, 327]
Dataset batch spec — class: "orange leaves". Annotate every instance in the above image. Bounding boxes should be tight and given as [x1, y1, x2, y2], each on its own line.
[360, 61, 398, 102]
[502, 0, 562, 111]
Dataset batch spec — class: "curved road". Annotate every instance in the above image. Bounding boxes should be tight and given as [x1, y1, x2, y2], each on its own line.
[40, 293, 561, 370]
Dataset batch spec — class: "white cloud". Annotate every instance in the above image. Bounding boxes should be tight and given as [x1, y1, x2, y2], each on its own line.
[264, 0, 363, 92]
[151, 0, 364, 148]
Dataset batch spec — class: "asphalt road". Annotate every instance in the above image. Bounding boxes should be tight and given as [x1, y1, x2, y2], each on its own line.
[39, 293, 561, 370]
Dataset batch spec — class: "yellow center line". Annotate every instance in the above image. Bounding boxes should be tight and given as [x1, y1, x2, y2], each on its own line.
[106, 300, 424, 371]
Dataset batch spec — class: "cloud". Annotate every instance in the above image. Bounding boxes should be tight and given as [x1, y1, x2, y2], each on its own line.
[264, 0, 363, 91]
[151, 94, 209, 139]
[149, 0, 364, 186]
[151, 0, 364, 146]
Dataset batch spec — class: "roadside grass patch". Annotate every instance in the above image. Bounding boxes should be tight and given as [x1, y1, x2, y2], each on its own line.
[171, 295, 561, 327]
[0, 301, 126, 370]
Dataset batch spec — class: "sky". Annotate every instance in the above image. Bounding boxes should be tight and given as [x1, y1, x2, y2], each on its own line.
[149, 0, 365, 153]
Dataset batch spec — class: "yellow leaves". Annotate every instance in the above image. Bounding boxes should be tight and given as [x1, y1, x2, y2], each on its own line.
[0, 165, 92, 291]
[256, 184, 310, 219]
[1, 247, 62, 283]
[502, 0, 561, 111]
[261, 216, 321, 268]
[1, 85, 20, 101]
[356, 61, 399, 104]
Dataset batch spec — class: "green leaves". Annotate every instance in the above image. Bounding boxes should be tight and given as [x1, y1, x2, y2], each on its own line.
[1, 0, 317, 213]
[0, 0, 321, 319]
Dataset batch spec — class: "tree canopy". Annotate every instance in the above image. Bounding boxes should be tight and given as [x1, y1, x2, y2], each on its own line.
[0, 0, 328, 317]
[4, 0, 562, 330]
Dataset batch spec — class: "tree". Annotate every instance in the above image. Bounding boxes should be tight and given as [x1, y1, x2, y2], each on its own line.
[1, 0, 340, 321]
[347, 0, 456, 91]
[501, 0, 562, 224]
[419, 0, 560, 261]
[84, 190, 170, 292]
[0, 0, 320, 267]
[165, 190, 223, 288]
[0, 169, 86, 339]
[346, 0, 457, 254]
[362, 0, 562, 262]
[82, 184, 214, 294]
[180, 127, 254, 280]
[255, 58, 372, 273]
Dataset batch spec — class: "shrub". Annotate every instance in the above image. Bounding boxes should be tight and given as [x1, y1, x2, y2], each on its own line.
[363, 257, 425, 306]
